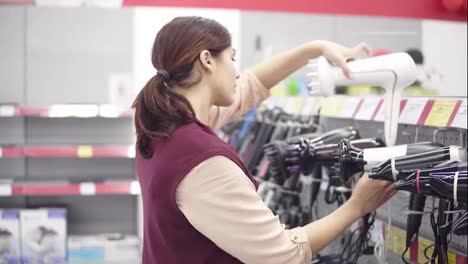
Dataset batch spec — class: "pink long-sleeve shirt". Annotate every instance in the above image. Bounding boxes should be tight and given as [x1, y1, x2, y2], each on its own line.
[175, 71, 312, 264]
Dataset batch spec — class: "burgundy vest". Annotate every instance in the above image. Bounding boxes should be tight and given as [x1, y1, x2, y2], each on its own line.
[136, 119, 258, 264]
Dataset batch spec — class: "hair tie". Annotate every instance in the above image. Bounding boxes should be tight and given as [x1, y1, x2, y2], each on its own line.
[157, 69, 170, 80]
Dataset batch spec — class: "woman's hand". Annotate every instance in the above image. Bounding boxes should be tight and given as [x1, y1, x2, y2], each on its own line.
[348, 173, 396, 216]
[318, 41, 371, 78]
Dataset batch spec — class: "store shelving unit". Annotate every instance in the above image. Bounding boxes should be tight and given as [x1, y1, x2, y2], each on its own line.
[0, 145, 135, 158]
[0, 103, 140, 238]
[0, 180, 140, 196]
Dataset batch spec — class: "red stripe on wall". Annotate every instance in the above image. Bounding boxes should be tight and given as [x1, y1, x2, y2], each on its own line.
[352, 98, 364, 119]
[123, 0, 467, 22]
[417, 100, 436, 125]
[400, 99, 408, 114]
[371, 99, 384, 121]
[447, 100, 463, 127]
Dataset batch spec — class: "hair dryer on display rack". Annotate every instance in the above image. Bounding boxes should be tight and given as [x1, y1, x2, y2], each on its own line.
[264, 127, 360, 185]
[368, 146, 467, 182]
[275, 137, 383, 188]
[391, 162, 468, 261]
[307, 53, 417, 146]
[339, 141, 445, 182]
[395, 166, 467, 245]
[394, 165, 468, 203]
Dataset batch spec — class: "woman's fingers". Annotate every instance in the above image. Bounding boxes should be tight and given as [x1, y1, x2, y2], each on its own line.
[351, 42, 371, 58]
[330, 55, 351, 79]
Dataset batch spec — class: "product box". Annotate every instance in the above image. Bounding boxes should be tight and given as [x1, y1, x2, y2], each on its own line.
[20, 209, 67, 264]
[0, 210, 21, 264]
[68, 234, 140, 263]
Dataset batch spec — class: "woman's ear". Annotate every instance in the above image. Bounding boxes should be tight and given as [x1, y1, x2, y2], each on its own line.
[199, 50, 214, 71]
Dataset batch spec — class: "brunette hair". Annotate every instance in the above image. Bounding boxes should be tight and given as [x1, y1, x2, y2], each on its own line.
[132, 16, 231, 158]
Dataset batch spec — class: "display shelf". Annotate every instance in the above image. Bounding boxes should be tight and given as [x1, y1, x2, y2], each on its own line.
[0, 104, 133, 118]
[0, 180, 140, 196]
[0, 145, 135, 159]
[267, 96, 468, 129]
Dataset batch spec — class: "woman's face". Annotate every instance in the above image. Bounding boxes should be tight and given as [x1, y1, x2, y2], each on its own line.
[210, 47, 239, 107]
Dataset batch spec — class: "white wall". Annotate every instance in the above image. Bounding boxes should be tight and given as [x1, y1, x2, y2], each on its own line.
[422, 20, 467, 97]
[133, 7, 241, 93]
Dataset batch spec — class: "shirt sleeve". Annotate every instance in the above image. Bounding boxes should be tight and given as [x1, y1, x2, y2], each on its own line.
[176, 156, 312, 264]
[208, 70, 270, 131]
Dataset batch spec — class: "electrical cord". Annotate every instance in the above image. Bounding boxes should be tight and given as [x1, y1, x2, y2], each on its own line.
[401, 246, 410, 264]
[339, 212, 376, 264]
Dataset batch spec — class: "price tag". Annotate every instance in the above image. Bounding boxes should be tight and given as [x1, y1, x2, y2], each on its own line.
[388, 226, 409, 258]
[313, 97, 324, 115]
[301, 97, 316, 116]
[293, 97, 305, 115]
[339, 97, 362, 118]
[450, 99, 467, 129]
[276, 97, 288, 110]
[263, 97, 278, 109]
[0, 106, 15, 117]
[399, 98, 428, 124]
[374, 99, 407, 122]
[0, 184, 12, 196]
[77, 146, 93, 158]
[321, 97, 346, 117]
[425, 99, 458, 127]
[447, 251, 457, 264]
[418, 237, 435, 263]
[79, 182, 96, 195]
[284, 97, 297, 114]
[354, 97, 382, 120]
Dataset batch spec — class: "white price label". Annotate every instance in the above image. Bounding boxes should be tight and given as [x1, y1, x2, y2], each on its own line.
[301, 97, 316, 116]
[450, 99, 467, 129]
[399, 98, 428, 125]
[284, 97, 297, 114]
[0, 184, 12, 196]
[354, 97, 382, 121]
[79, 182, 96, 195]
[339, 97, 362, 118]
[0, 106, 15, 117]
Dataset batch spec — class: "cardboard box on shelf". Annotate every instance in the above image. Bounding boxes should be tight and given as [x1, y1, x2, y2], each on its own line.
[0, 210, 21, 264]
[20, 209, 67, 264]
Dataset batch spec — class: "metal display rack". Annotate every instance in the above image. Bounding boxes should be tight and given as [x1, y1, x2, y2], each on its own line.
[261, 95, 467, 263]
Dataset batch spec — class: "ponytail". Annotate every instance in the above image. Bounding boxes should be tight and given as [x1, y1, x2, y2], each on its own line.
[132, 16, 231, 159]
[132, 75, 195, 158]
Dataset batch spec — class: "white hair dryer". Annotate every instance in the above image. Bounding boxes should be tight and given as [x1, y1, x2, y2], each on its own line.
[307, 53, 417, 146]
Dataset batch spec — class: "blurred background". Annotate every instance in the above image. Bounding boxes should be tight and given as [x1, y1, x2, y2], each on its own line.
[0, 0, 466, 263]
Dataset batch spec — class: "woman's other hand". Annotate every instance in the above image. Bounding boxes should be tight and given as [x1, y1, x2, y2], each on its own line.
[318, 41, 371, 78]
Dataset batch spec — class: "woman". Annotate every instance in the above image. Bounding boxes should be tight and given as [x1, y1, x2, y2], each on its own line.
[133, 16, 395, 264]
